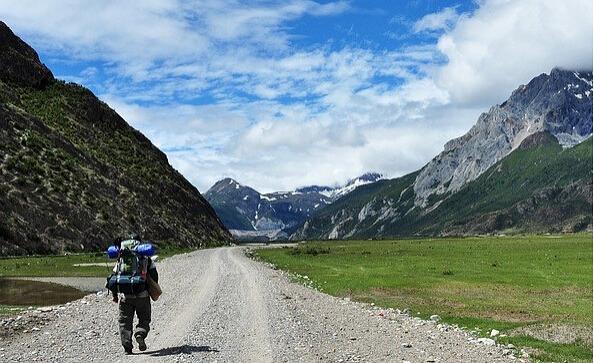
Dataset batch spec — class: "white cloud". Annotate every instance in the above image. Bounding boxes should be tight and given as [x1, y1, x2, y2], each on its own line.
[413, 6, 459, 33]
[0, 1, 207, 67]
[0, 0, 348, 82]
[0, 0, 591, 193]
[434, 0, 593, 105]
[199, 0, 348, 46]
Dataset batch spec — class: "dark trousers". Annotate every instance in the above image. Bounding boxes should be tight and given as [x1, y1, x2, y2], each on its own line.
[118, 296, 151, 349]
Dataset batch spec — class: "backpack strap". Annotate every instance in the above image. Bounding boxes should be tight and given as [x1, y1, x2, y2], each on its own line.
[140, 256, 148, 278]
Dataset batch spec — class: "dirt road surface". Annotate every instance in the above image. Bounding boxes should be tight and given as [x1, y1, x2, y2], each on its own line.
[0, 247, 518, 362]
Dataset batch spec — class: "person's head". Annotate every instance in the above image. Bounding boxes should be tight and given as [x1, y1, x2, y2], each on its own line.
[113, 236, 124, 248]
[129, 233, 142, 242]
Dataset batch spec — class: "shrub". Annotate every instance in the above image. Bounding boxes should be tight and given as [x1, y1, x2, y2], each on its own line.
[288, 246, 330, 256]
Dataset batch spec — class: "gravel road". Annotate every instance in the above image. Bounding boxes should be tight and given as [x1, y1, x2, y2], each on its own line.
[0, 247, 522, 362]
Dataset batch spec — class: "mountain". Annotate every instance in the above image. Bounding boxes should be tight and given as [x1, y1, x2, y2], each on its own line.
[204, 173, 382, 239]
[0, 22, 232, 255]
[294, 69, 593, 240]
[414, 68, 592, 207]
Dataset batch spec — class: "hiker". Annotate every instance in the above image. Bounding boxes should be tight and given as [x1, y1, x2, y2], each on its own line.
[107, 234, 159, 355]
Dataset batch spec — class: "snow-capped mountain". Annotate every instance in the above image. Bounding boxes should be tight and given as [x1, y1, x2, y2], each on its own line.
[326, 173, 384, 200]
[204, 173, 382, 239]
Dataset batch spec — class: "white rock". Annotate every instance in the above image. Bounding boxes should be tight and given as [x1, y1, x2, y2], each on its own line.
[477, 338, 496, 346]
[490, 329, 500, 337]
[429, 315, 440, 321]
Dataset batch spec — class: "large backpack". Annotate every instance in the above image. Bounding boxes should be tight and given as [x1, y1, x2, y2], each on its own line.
[106, 240, 148, 295]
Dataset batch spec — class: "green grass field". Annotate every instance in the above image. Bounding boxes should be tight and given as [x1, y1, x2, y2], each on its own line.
[255, 234, 593, 362]
[0, 246, 194, 278]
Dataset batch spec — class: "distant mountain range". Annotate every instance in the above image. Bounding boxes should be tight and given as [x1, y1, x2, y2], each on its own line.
[294, 68, 593, 239]
[208, 68, 592, 241]
[204, 173, 382, 240]
[0, 22, 231, 255]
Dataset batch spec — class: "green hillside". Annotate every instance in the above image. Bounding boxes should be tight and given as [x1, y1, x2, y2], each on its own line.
[414, 133, 592, 235]
[296, 133, 592, 239]
[0, 22, 231, 255]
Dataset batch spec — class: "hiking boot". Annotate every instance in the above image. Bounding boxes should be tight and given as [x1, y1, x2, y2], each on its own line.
[124, 346, 133, 355]
[135, 334, 147, 351]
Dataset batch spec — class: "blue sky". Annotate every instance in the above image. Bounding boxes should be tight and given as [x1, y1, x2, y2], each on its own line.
[0, 0, 591, 192]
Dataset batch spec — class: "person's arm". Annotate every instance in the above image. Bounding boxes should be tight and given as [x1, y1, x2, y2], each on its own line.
[112, 262, 119, 302]
[148, 259, 158, 283]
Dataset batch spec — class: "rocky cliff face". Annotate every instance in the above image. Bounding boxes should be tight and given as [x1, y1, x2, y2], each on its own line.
[413, 68, 593, 206]
[294, 134, 592, 240]
[0, 22, 232, 255]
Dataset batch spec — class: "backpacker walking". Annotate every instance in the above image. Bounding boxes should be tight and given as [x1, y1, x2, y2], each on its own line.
[106, 234, 159, 354]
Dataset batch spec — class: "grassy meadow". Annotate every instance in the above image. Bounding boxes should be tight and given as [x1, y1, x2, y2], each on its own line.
[0, 246, 195, 278]
[255, 234, 593, 362]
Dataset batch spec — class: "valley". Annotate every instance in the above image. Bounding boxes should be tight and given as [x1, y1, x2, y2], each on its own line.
[0, 5, 591, 363]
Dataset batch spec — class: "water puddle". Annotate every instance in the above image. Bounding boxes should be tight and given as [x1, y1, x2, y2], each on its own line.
[0, 279, 87, 306]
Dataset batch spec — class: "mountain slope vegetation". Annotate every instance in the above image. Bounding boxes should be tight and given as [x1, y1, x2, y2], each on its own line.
[0, 22, 231, 255]
[295, 125, 592, 239]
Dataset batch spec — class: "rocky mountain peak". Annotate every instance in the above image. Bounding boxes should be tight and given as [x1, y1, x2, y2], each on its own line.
[413, 68, 593, 207]
[0, 21, 53, 88]
[205, 172, 384, 239]
[206, 177, 244, 194]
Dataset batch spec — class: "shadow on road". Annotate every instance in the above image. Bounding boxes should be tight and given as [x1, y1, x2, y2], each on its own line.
[142, 344, 219, 357]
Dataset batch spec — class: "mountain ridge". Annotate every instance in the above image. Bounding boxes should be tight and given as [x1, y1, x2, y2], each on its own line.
[204, 173, 383, 239]
[413, 67, 593, 207]
[294, 134, 592, 240]
[0, 22, 53, 88]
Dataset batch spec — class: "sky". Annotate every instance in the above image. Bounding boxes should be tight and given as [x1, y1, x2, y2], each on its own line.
[0, 0, 592, 193]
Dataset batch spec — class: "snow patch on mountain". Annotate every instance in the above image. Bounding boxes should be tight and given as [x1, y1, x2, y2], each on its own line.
[205, 172, 384, 240]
